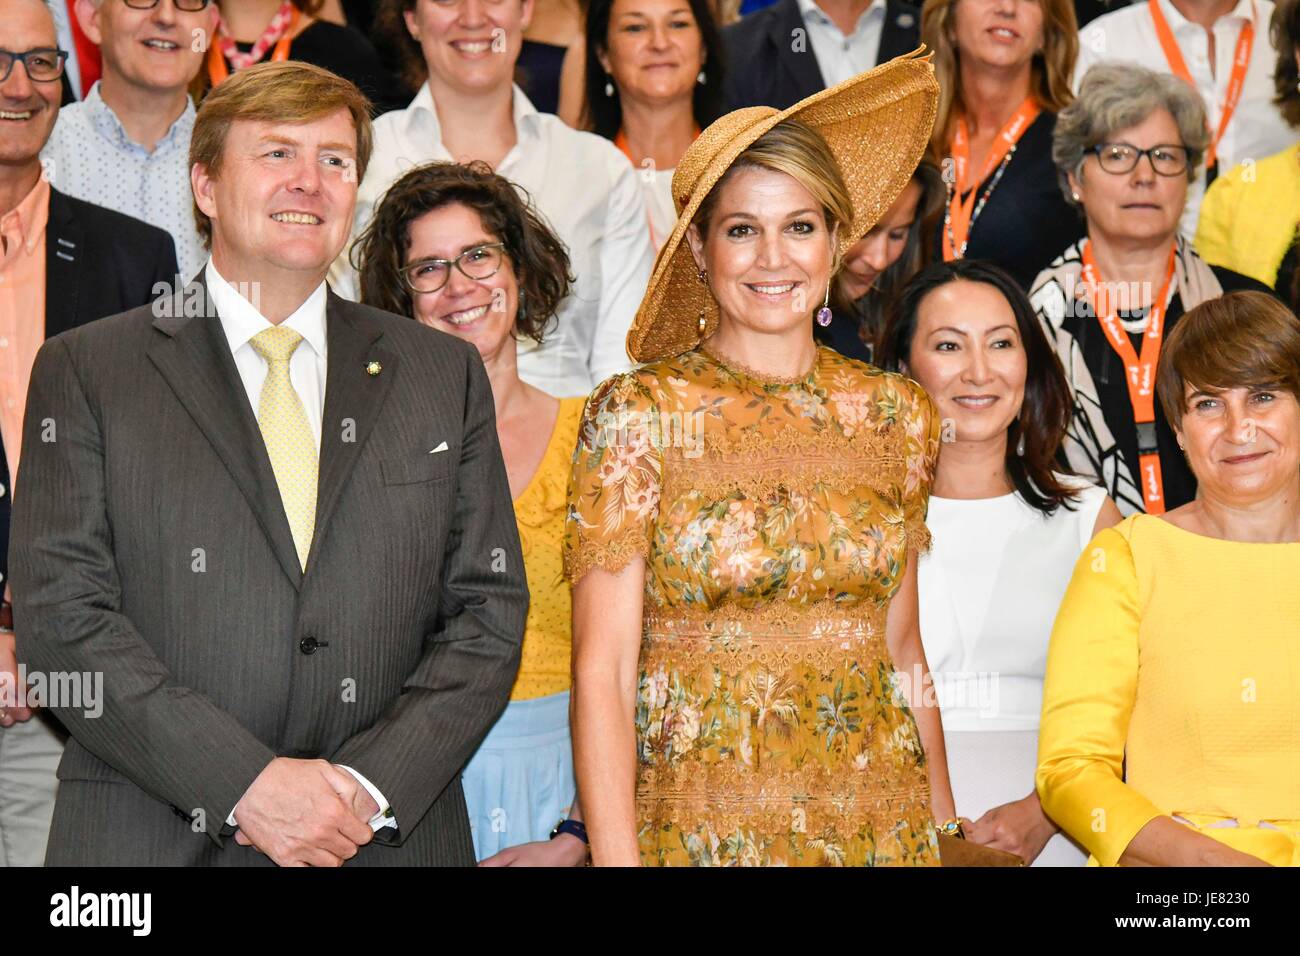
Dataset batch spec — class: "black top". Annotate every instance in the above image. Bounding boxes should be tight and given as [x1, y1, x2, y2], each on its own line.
[0, 189, 178, 583]
[1074, 0, 1138, 26]
[233, 22, 409, 116]
[517, 39, 567, 115]
[722, 0, 921, 111]
[342, 0, 376, 35]
[1059, 265, 1275, 511]
[933, 111, 1086, 291]
[814, 302, 876, 364]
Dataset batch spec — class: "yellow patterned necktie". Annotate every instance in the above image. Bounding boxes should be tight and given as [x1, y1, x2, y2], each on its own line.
[249, 327, 318, 570]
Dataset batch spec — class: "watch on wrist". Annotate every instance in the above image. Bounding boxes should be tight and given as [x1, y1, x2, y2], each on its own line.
[549, 818, 589, 845]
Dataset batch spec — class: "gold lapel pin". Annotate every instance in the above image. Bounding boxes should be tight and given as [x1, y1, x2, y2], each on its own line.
[366, 360, 382, 376]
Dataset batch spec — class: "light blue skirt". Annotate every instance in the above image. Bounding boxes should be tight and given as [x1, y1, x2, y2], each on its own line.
[461, 689, 576, 861]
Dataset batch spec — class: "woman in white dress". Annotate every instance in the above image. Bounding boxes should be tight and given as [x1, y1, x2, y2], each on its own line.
[878, 258, 1122, 866]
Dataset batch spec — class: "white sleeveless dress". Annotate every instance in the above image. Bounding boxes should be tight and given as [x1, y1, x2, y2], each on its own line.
[919, 475, 1106, 866]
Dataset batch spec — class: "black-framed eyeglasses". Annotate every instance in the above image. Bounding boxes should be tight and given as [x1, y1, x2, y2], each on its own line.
[0, 48, 68, 83]
[401, 243, 506, 294]
[1088, 142, 1191, 177]
[122, 0, 214, 11]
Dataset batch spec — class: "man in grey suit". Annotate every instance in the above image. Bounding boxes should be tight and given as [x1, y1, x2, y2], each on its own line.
[10, 60, 528, 866]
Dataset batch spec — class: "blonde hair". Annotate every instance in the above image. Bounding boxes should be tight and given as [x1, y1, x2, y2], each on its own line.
[920, 0, 1078, 155]
[692, 119, 854, 271]
[189, 61, 374, 248]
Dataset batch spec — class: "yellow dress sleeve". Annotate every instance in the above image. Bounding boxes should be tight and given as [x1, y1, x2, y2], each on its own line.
[1036, 523, 1165, 866]
[562, 371, 663, 587]
[899, 376, 941, 555]
[1193, 171, 1237, 273]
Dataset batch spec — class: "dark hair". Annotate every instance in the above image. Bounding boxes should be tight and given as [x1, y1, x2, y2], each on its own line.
[876, 259, 1079, 515]
[1156, 291, 1300, 429]
[581, 0, 727, 137]
[1274, 0, 1300, 128]
[831, 159, 946, 351]
[352, 160, 573, 343]
[376, 0, 425, 93]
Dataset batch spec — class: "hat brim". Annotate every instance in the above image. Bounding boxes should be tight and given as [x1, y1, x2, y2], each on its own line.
[627, 47, 940, 365]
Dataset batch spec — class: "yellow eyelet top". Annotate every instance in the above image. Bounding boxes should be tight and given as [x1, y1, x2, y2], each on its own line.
[509, 396, 585, 701]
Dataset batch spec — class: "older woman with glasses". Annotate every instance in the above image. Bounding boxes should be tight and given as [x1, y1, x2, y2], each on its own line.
[1029, 62, 1272, 516]
[354, 161, 590, 866]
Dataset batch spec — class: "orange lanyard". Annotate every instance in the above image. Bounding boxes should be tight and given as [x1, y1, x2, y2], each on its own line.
[1148, 0, 1254, 171]
[942, 98, 1040, 260]
[206, 7, 298, 88]
[1080, 239, 1178, 514]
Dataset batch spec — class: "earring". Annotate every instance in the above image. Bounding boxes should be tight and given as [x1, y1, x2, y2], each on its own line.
[1071, 192, 1080, 202]
[604, 77, 615, 97]
[697, 269, 709, 335]
[815, 283, 832, 327]
[697, 69, 706, 85]
[1177, 435, 1186, 450]
[1016, 431, 1026, 457]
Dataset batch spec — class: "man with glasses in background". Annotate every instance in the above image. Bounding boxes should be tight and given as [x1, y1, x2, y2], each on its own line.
[41, 0, 219, 278]
[0, 0, 177, 867]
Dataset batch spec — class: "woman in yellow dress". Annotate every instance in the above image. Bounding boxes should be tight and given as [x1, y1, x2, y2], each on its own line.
[354, 161, 589, 865]
[1037, 291, 1300, 867]
[564, 55, 959, 866]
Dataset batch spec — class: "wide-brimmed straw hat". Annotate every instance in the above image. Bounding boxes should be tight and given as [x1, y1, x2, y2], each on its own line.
[626, 48, 939, 364]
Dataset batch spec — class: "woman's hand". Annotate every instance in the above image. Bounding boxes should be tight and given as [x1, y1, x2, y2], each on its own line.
[965, 791, 1058, 864]
[477, 834, 589, 867]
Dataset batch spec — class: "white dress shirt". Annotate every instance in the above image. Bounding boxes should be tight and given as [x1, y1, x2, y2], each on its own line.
[641, 165, 678, 252]
[796, 0, 887, 87]
[332, 85, 655, 399]
[206, 260, 395, 833]
[41, 82, 206, 279]
[1074, 0, 1299, 237]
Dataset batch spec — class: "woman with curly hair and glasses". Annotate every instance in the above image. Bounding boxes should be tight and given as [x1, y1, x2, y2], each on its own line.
[354, 160, 589, 866]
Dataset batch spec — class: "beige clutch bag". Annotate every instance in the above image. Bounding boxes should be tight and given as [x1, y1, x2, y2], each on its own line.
[937, 833, 1027, 867]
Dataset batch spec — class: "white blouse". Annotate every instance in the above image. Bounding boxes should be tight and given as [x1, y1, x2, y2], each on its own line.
[332, 85, 656, 399]
[918, 476, 1107, 733]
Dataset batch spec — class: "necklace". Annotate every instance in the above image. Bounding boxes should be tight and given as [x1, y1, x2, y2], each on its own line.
[942, 145, 1018, 260]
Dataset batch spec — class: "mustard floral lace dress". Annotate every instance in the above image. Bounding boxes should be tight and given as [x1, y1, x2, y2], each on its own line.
[563, 343, 943, 866]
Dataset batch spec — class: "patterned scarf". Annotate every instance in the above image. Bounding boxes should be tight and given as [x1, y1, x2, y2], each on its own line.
[218, 1, 297, 71]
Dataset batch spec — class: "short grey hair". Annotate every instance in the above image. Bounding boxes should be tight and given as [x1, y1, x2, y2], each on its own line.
[1052, 62, 1211, 206]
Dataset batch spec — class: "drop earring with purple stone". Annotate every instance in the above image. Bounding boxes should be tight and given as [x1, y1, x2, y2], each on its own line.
[815, 283, 832, 327]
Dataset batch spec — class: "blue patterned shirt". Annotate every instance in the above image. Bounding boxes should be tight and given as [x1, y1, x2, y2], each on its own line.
[41, 82, 202, 279]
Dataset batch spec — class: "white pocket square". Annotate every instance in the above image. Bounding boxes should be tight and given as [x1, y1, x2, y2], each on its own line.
[429, 441, 449, 454]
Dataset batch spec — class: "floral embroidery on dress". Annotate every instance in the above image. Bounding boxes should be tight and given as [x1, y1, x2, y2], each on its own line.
[564, 345, 942, 866]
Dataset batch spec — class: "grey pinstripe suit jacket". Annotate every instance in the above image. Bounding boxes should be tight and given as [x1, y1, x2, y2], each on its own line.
[10, 280, 528, 865]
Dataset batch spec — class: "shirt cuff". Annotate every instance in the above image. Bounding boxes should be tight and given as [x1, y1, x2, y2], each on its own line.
[338, 765, 397, 831]
[225, 769, 397, 832]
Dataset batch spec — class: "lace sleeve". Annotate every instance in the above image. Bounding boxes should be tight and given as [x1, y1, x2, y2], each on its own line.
[563, 371, 664, 586]
[900, 376, 941, 555]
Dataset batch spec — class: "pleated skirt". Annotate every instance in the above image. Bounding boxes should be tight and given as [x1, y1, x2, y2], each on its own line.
[460, 689, 576, 861]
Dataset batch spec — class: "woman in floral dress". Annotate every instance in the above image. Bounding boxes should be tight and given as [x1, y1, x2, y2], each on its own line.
[564, 55, 958, 866]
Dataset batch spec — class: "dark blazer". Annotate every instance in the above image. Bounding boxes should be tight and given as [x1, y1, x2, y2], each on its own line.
[11, 281, 528, 865]
[723, 0, 921, 110]
[0, 188, 177, 596]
